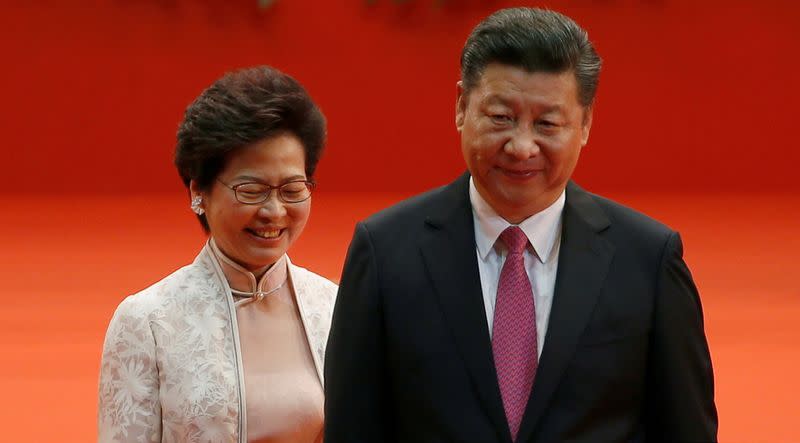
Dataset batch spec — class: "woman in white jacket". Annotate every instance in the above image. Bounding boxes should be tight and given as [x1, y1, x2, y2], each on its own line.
[98, 66, 337, 443]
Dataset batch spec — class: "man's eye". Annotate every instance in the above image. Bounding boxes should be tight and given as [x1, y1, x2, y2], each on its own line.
[490, 114, 512, 124]
[537, 120, 561, 130]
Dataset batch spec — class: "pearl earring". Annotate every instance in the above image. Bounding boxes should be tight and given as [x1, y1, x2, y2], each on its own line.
[191, 196, 204, 215]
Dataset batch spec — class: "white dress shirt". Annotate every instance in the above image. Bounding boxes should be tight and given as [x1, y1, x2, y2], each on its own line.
[469, 177, 565, 358]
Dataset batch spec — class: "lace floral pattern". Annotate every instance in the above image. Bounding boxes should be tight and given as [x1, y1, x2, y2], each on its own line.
[98, 247, 337, 442]
[290, 263, 338, 384]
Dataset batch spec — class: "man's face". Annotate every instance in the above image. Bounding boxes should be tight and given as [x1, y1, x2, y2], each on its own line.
[456, 63, 592, 223]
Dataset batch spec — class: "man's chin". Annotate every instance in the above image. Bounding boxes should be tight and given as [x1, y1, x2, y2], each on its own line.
[490, 190, 558, 220]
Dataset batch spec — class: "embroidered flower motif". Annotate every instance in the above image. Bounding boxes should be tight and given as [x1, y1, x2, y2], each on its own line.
[190, 415, 234, 442]
[113, 359, 152, 409]
[184, 303, 228, 346]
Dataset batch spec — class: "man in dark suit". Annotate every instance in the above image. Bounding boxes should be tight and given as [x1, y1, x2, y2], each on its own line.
[324, 7, 717, 443]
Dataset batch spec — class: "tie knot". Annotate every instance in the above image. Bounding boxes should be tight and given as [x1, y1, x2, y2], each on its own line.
[499, 226, 528, 255]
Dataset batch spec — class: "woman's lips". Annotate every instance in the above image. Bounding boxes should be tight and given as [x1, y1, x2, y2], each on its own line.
[246, 228, 284, 240]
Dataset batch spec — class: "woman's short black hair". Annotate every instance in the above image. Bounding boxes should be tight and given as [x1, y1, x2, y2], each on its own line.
[174, 65, 326, 230]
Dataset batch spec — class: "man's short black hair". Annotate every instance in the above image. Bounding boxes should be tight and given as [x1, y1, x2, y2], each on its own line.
[461, 7, 602, 107]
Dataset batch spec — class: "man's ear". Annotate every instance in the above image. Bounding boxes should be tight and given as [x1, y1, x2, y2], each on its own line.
[580, 105, 594, 147]
[455, 81, 466, 132]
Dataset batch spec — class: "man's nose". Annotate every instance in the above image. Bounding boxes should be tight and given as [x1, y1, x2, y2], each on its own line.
[504, 125, 540, 160]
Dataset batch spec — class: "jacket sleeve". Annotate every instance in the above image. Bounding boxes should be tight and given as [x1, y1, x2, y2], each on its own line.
[324, 222, 394, 442]
[97, 296, 162, 443]
[645, 231, 718, 442]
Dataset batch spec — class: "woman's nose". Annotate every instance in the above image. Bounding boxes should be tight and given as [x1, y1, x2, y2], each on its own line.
[257, 192, 287, 218]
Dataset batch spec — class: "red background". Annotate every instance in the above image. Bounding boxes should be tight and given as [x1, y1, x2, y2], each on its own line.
[2, 2, 799, 442]
[3, 0, 799, 195]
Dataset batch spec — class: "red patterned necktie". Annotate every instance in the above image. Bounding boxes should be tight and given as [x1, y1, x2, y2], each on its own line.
[492, 226, 538, 442]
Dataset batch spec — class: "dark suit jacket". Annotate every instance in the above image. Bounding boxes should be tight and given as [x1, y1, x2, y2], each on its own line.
[324, 173, 717, 443]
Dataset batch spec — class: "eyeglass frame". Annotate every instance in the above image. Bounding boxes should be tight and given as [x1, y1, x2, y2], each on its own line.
[215, 178, 316, 204]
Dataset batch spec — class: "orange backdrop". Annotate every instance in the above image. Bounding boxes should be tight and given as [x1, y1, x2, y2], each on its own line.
[3, 0, 799, 194]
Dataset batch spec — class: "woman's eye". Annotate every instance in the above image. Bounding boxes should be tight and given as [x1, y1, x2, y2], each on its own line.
[237, 185, 267, 196]
[282, 184, 306, 193]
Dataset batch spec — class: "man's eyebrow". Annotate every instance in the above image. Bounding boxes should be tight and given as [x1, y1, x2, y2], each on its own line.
[539, 104, 565, 114]
[485, 95, 565, 114]
[484, 94, 513, 105]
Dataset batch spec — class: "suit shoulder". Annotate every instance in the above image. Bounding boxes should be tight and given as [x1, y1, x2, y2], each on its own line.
[593, 193, 674, 233]
[361, 181, 452, 231]
[572, 187, 678, 252]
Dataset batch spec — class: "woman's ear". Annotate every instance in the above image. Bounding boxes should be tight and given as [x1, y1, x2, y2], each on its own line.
[189, 180, 205, 215]
[189, 179, 201, 199]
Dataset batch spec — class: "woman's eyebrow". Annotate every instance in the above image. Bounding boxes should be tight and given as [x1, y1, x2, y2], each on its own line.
[233, 174, 306, 183]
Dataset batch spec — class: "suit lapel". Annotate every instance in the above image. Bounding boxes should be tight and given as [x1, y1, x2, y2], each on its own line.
[419, 173, 511, 442]
[516, 182, 615, 443]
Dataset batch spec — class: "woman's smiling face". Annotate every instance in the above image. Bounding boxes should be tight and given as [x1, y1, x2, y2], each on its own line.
[192, 132, 311, 274]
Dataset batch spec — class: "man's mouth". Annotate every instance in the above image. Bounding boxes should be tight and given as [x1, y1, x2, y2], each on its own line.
[499, 167, 540, 179]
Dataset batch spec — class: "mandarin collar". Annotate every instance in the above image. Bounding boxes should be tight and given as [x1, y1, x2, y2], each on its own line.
[207, 237, 288, 303]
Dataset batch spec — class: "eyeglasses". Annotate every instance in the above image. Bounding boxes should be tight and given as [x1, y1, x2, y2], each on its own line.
[216, 179, 315, 204]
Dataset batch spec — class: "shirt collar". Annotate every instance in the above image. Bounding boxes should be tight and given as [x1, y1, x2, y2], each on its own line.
[469, 176, 565, 263]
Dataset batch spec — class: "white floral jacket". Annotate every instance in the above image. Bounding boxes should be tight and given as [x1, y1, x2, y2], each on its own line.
[97, 245, 337, 443]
